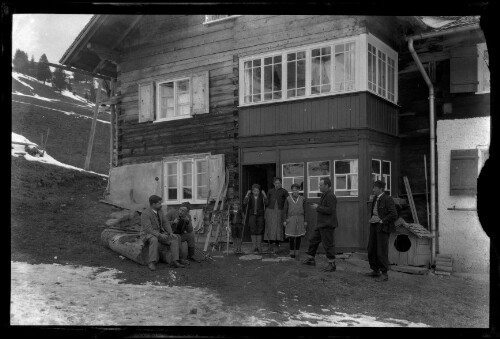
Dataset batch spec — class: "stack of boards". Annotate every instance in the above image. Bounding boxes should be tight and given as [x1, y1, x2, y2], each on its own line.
[434, 254, 453, 276]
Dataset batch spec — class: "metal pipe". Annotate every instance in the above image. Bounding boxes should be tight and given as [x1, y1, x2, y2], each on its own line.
[408, 37, 437, 265]
[406, 23, 480, 41]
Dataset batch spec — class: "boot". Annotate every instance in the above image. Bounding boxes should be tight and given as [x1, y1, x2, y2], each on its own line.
[375, 272, 388, 282]
[302, 256, 316, 266]
[187, 247, 201, 263]
[148, 262, 157, 271]
[171, 260, 185, 268]
[251, 235, 258, 253]
[365, 270, 381, 277]
[321, 261, 337, 272]
[257, 236, 263, 252]
[294, 250, 299, 260]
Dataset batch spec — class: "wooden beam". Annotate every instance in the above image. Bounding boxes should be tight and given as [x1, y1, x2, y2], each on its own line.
[84, 79, 103, 170]
[92, 58, 107, 74]
[87, 42, 120, 63]
[43, 62, 112, 81]
[109, 79, 116, 169]
[111, 15, 143, 50]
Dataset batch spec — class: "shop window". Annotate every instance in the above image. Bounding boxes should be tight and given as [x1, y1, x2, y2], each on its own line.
[282, 163, 304, 194]
[334, 159, 358, 197]
[307, 160, 330, 198]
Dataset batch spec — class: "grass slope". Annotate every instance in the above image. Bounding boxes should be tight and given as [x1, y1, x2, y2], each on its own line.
[12, 73, 110, 174]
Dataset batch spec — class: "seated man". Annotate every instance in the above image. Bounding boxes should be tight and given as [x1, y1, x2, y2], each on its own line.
[166, 202, 201, 263]
[140, 195, 188, 271]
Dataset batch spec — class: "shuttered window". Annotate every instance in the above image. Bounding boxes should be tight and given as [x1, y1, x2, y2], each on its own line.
[138, 72, 209, 123]
[450, 46, 479, 93]
[450, 149, 479, 196]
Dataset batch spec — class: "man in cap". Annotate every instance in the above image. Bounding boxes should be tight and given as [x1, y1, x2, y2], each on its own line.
[366, 180, 398, 282]
[166, 202, 201, 263]
[140, 195, 186, 271]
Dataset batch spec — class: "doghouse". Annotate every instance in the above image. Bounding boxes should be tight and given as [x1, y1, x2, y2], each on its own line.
[389, 217, 433, 267]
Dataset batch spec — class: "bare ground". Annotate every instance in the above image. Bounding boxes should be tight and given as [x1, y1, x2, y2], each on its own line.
[10, 157, 489, 327]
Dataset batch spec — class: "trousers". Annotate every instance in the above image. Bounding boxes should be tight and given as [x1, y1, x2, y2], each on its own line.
[306, 226, 336, 260]
[176, 232, 195, 248]
[143, 233, 180, 264]
[367, 223, 390, 273]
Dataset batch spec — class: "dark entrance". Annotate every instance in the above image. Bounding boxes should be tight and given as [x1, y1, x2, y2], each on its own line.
[241, 163, 276, 242]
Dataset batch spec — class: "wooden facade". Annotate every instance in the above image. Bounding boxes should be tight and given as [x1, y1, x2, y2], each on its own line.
[61, 15, 427, 251]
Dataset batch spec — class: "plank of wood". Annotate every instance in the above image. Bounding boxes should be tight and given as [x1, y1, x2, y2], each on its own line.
[84, 79, 103, 170]
[435, 265, 453, 272]
[390, 265, 429, 275]
[403, 176, 419, 225]
[436, 254, 453, 259]
[434, 271, 451, 276]
[435, 260, 453, 267]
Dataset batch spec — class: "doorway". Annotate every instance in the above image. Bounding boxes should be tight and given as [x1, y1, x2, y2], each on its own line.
[241, 163, 276, 242]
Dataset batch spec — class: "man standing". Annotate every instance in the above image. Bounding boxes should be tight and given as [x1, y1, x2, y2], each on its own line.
[166, 202, 201, 263]
[366, 180, 398, 282]
[140, 195, 186, 271]
[302, 177, 338, 272]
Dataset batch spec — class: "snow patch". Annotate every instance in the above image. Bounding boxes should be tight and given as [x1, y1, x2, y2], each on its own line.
[12, 72, 34, 90]
[420, 16, 456, 28]
[60, 89, 94, 106]
[11, 132, 108, 178]
[280, 310, 429, 327]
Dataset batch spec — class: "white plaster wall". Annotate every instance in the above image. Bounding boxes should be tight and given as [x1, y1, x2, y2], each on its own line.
[108, 162, 163, 208]
[436, 117, 490, 273]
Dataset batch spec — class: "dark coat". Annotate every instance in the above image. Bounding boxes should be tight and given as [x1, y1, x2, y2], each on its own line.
[243, 194, 267, 216]
[265, 187, 289, 210]
[140, 207, 173, 239]
[230, 208, 244, 225]
[165, 209, 194, 234]
[370, 193, 398, 233]
[315, 189, 338, 228]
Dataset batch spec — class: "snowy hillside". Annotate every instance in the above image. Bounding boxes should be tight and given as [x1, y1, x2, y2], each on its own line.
[12, 71, 111, 174]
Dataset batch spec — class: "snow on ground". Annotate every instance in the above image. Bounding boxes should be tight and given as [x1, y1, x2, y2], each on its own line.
[12, 72, 34, 90]
[12, 91, 59, 102]
[420, 16, 456, 28]
[10, 261, 429, 326]
[12, 100, 110, 124]
[60, 89, 94, 107]
[11, 132, 108, 178]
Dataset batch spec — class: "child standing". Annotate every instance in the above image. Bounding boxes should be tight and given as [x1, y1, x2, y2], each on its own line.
[283, 183, 307, 259]
[230, 201, 245, 254]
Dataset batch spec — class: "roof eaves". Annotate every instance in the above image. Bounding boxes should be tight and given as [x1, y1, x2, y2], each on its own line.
[59, 14, 103, 65]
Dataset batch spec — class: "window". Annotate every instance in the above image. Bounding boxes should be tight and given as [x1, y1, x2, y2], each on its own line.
[477, 43, 490, 93]
[157, 78, 190, 121]
[307, 161, 330, 198]
[372, 159, 391, 194]
[282, 163, 304, 194]
[239, 34, 398, 106]
[164, 156, 211, 203]
[450, 149, 479, 196]
[204, 15, 239, 24]
[287, 51, 306, 98]
[334, 159, 358, 197]
[368, 42, 397, 102]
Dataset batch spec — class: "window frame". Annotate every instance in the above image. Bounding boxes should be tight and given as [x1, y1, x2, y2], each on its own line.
[239, 33, 398, 107]
[155, 76, 192, 122]
[306, 160, 331, 198]
[282, 162, 305, 195]
[333, 159, 359, 197]
[366, 34, 399, 104]
[371, 158, 391, 195]
[164, 155, 210, 204]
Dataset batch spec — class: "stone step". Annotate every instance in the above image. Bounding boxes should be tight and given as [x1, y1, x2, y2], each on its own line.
[436, 254, 453, 259]
[390, 265, 429, 275]
[435, 260, 453, 267]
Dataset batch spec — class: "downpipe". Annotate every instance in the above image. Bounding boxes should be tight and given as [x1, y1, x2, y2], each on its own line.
[407, 38, 437, 265]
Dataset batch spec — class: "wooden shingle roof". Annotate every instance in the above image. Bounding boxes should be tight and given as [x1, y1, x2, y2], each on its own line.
[395, 217, 434, 238]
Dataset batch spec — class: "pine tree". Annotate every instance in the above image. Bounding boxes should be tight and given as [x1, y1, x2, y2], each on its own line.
[28, 55, 36, 77]
[52, 67, 67, 92]
[36, 54, 52, 84]
[13, 49, 29, 73]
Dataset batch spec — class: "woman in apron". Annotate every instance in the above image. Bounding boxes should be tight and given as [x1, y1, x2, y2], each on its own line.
[283, 183, 308, 259]
[264, 177, 289, 253]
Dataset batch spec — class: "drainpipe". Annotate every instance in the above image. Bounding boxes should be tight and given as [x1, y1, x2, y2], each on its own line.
[406, 23, 481, 266]
[407, 38, 437, 265]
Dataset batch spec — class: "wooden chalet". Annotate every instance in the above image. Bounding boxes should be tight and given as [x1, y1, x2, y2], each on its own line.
[61, 15, 472, 254]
